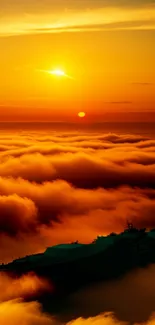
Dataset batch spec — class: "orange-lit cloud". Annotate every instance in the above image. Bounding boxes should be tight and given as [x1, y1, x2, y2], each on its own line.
[0, 130, 155, 262]
[0, 301, 155, 325]
[0, 300, 53, 325]
[0, 270, 52, 324]
[0, 272, 51, 302]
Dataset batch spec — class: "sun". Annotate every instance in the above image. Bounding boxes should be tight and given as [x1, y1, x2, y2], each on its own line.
[78, 112, 86, 118]
[49, 69, 74, 79]
[38, 68, 74, 79]
[50, 69, 66, 77]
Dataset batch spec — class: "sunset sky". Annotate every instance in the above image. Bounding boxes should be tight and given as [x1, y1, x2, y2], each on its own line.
[0, 0, 155, 121]
[2, 2, 155, 323]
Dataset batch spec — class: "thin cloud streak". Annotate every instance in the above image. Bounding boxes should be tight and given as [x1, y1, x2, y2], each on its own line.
[131, 82, 155, 86]
[1, 6, 155, 36]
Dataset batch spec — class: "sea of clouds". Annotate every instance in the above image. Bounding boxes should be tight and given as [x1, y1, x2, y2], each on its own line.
[1, 126, 155, 324]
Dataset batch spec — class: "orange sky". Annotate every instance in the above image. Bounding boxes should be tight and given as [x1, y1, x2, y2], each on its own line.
[0, 0, 155, 121]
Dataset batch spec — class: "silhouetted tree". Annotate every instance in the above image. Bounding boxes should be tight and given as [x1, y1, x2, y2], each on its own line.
[109, 232, 116, 236]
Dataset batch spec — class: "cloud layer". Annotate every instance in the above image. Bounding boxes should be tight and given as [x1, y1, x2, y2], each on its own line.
[2, 264, 155, 325]
[0, 127, 155, 262]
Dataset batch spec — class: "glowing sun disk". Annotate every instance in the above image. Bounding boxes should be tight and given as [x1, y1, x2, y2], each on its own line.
[78, 112, 86, 118]
[50, 69, 66, 76]
[38, 68, 74, 79]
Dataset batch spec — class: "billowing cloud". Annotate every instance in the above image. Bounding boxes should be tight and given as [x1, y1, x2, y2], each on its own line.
[0, 298, 155, 325]
[0, 300, 54, 325]
[0, 194, 37, 236]
[0, 271, 53, 324]
[0, 272, 51, 302]
[0, 131, 155, 189]
[0, 129, 155, 262]
[1, 149, 155, 188]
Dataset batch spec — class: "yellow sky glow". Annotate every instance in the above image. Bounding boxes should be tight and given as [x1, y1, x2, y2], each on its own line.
[1, 6, 155, 36]
[0, 1, 155, 121]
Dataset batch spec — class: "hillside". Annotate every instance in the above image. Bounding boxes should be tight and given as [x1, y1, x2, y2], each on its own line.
[1, 225, 155, 297]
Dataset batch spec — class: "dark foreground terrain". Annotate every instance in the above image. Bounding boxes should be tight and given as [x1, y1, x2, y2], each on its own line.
[1, 224, 155, 301]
